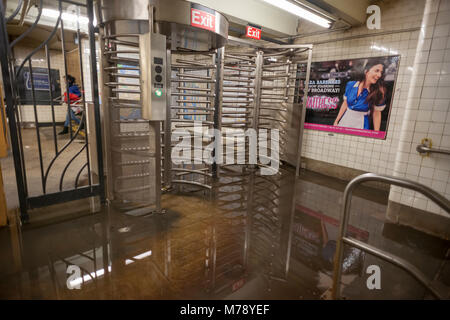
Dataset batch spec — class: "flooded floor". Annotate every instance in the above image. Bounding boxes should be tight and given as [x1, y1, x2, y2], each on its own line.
[0, 165, 449, 299]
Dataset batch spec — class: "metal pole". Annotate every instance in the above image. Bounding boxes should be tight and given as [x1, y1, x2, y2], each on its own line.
[96, 24, 115, 201]
[153, 121, 162, 213]
[147, 3, 162, 211]
[212, 47, 224, 178]
[45, 45, 58, 155]
[0, 1, 28, 220]
[283, 177, 296, 279]
[295, 48, 312, 176]
[211, 223, 217, 290]
[86, 0, 106, 202]
[252, 52, 263, 132]
[60, 19, 73, 139]
[76, 7, 92, 187]
[28, 60, 46, 194]
[243, 172, 255, 270]
[164, 49, 172, 188]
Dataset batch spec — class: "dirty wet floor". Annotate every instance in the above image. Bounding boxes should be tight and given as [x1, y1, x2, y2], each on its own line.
[0, 166, 449, 299]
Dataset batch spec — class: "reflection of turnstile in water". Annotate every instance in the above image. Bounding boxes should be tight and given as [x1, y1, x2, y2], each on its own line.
[207, 167, 297, 296]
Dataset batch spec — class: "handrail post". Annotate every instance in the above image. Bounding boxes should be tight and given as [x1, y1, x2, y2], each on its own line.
[331, 178, 355, 299]
[416, 143, 450, 156]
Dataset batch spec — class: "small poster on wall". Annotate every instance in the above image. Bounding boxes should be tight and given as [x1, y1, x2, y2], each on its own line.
[296, 55, 400, 139]
[15, 66, 61, 105]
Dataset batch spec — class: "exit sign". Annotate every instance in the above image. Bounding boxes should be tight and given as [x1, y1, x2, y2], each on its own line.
[191, 8, 216, 32]
[246, 25, 261, 40]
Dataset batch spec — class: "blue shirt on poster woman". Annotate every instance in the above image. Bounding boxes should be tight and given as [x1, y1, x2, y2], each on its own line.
[343, 81, 385, 130]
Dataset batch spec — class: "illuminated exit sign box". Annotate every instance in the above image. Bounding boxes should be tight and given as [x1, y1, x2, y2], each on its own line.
[246, 25, 261, 40]
[191, 7, 216, 32]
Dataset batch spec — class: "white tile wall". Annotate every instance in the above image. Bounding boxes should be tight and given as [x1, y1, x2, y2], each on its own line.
[18, 105, 67, 123]
[390, 0, 450, 217]
[296, 0, 450, 217]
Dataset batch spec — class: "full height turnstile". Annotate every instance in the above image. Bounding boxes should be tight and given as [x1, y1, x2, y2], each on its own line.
[220, 45, 313, 176]
[96, 0, 313, 211]
[96, 0, 228, 212]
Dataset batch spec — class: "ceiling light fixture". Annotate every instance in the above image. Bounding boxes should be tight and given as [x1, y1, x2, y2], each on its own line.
[261, 0, 331, 28]
[42, 8, 94, 25]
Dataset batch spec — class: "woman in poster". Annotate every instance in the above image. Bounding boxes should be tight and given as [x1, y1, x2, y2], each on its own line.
[333, 58, 387, 131]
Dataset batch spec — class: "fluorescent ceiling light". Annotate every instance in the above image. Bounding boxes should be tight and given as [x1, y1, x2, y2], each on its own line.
[261, 0, 331, 28]
[42, 8, 93, 25]
[370, 45, 398, 55]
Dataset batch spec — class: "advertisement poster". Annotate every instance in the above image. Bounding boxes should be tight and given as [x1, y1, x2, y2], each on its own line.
[296, 55, 400, 139]
[25, 71, 50, 91]
[15, 66, 61, 105]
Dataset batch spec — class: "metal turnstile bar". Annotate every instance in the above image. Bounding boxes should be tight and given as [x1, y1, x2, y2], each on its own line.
[171, 180, 212, 190]
[171, 79, 216, 83]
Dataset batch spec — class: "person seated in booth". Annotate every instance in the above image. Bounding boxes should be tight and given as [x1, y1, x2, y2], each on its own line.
[58, 74, 83, 135]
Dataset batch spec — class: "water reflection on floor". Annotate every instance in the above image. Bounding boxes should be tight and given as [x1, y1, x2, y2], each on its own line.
[0, 166, 449, 299]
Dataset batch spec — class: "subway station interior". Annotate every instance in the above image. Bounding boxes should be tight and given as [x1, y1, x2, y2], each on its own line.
[0, 0, 449, 301]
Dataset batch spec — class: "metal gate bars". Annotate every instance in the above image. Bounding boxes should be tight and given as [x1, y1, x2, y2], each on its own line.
[0, 0, 105, 222]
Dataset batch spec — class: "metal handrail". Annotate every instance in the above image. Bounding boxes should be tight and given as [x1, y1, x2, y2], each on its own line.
[331, 173, 450, 300]
[417, 144, 450, 156]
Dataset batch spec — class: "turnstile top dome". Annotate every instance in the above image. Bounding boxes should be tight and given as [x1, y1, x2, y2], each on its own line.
[96, 0, 228, 51]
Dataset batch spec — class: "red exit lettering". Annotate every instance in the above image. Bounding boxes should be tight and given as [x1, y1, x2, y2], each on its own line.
[231, 278, 245, 292]
[246, 26, 261, 40]
[191, 8, 216, 32]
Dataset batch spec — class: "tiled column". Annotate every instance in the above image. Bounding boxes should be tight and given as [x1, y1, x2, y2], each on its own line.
[387, 0, 450, 237]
